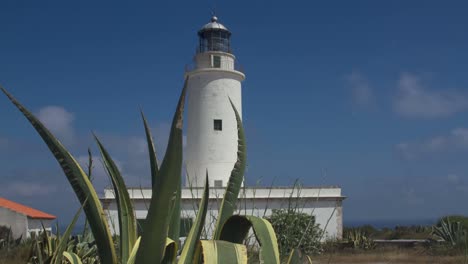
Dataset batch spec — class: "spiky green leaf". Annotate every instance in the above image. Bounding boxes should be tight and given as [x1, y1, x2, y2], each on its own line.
[168, 185, 181, 242]
[141, 111, 159, 188]
[1, 87, 117, 264]
[126, 237, 141, 264]
[162, 238, 178, 264]
[219, 215, 280, 264]
[135, 79, 187, 264]
[95, 135, 137, 263]
[193, 240, 247, 264]
[63, 251, 83, 264]
[179, 174, 210, 264]
[142, 110, 181, 243]
[213, 99, 246, 239]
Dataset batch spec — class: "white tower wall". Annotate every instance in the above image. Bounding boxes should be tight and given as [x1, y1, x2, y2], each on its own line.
[185, 51, 245, 187]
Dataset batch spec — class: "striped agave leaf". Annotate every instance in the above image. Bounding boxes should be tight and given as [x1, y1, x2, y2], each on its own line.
[213, 99, 246, 239]
[141, 111, 160, 188]
[179, 174, 210, 264]
[126, 237, 141, 264]
[1, 87, 117, 264]
[162, 238, 178, 264]
[141, 110, 181, 244]
[62, 251, 83, 264]
[193, 240, 248, 264]
[135, 79, 187, 264]
[95, 135, 137, 263]
[219, 215, 280, 264]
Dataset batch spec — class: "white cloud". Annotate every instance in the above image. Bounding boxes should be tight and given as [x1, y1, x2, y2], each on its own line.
[396, 127, 468, 159]
[346, 71, 375, 108]
[403, 188, 424, 206]
[446, 174, 468, 193]
[393, 73, 468, 118]
[447, 174, 460, 184]
[36, 106, 75, 144]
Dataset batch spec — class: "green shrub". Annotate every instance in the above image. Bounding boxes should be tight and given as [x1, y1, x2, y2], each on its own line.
[268, 209, 322, 257]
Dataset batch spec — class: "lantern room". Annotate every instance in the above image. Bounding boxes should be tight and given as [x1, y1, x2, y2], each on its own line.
[197, 16, 231, 54]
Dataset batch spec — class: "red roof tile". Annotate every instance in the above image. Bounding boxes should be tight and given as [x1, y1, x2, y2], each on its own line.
[0, 197, 56, 220]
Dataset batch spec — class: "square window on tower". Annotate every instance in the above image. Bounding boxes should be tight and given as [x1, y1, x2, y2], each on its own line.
[212, 55, 221, 68]
[214, 180, 223, 187]
[214, 119, 222, 131]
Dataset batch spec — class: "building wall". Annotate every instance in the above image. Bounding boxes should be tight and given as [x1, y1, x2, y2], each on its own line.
[0, 207, 28, 239]
[102, 187, 344, 241]
[177, 198, 342, 241]
[27, 218, 54, 238]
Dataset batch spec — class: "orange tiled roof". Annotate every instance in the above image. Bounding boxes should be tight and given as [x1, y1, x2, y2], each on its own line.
[0, 197, 56, 220]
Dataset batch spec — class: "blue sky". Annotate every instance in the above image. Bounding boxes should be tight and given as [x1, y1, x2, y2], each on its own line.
[1, 1, 468, 225]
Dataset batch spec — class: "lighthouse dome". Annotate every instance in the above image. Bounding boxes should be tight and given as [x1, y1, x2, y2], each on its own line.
[199, 16, 229, 32]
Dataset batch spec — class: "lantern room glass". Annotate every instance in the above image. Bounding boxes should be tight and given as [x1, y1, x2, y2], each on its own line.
[198, 30, 231, 53]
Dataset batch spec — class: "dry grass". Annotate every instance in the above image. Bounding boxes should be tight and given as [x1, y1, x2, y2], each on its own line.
[314, 247, 467, 264]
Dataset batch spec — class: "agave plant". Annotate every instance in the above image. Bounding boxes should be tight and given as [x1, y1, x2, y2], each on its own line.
[28, 201, 97, 264]
[1, 80, 307, 264]
[432, 218, 467, 246]
[344, 228, 375, 250]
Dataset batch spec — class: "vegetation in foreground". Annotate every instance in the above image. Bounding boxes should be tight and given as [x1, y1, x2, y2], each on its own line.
[1, 81, 468, 263]
[0, 83, 316, 264]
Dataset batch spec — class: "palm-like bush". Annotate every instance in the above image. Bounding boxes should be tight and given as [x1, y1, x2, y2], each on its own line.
[1, 81, 308, 264]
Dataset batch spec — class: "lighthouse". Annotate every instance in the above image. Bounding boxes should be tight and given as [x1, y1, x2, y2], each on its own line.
[185, 16, 245, 188]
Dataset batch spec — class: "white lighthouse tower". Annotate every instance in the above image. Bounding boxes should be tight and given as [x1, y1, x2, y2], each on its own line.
[185, 16, 245, 188]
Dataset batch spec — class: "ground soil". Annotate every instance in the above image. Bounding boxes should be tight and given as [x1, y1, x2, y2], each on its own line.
[314, 248, 467, 264]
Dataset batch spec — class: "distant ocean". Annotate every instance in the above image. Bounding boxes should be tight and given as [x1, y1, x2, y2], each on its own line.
[344, 218, 438, 228]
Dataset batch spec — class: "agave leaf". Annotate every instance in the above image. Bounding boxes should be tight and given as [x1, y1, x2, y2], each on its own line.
[162, 237, 178, 264]
[0, 87, 117, 264]
[63, 251, 83, 264]
[142, 111, 181, 243]
[40, 222, 53, 257]
[219, 215, 280, 264]
[52, 199, 85, 264]
[286, 248, 312, 264]
[193, 240, 247, 264]
[168, 185, 181, 242]
[94, 135, 137, 263]
[126, 237, 141, 264]
[141, 111, 160, 188]
[213, 99, 246, 239]
[135, 79, 187, 264]
[35, 241, 44, 264]
[178, 174, 210, 264]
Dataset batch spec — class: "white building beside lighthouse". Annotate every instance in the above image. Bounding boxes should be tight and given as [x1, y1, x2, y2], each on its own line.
[101, 16, 345, 241]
